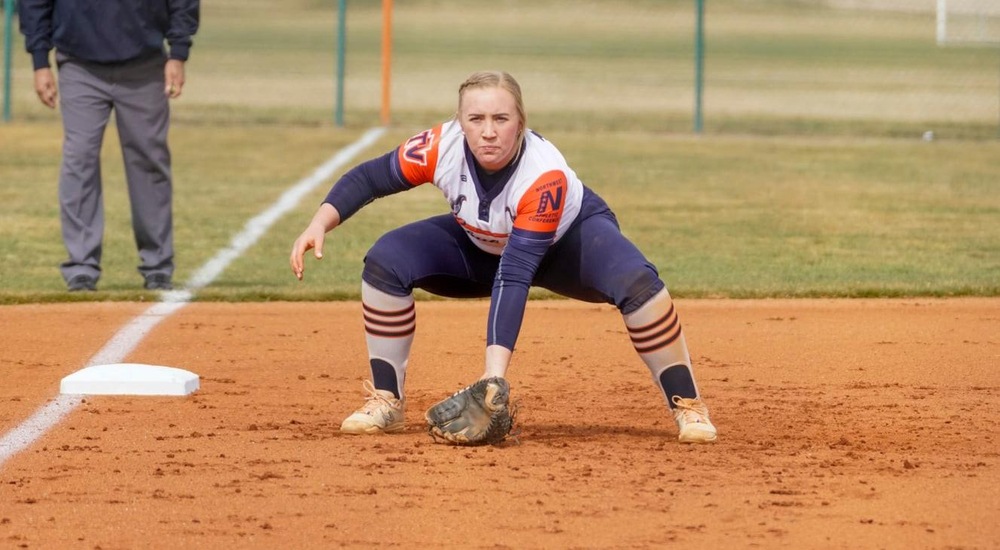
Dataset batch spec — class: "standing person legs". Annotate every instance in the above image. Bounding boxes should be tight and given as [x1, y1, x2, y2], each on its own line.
[113, 54, 174, 287]
[55, 59, 114, 289]
[535, 211, 717, 443]
[340, 215, 497, 435]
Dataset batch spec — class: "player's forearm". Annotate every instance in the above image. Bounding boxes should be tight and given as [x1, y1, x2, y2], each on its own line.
[311, 202, 342, 233]
[485, 230, 548, 350]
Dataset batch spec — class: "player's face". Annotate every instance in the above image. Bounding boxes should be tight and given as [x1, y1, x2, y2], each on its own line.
[458, 87, 522, 173]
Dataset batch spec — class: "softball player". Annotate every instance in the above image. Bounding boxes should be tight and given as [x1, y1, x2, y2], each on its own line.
[290, 71, 717, 443]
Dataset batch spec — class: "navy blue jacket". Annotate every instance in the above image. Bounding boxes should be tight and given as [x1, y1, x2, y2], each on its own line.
[18, 0, 199, 70]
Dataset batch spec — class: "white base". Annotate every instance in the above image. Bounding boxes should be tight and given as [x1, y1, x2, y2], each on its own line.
[60, 363, 200, 396]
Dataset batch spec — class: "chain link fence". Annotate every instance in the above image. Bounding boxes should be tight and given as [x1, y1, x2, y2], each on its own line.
[2, 0, 997, 139]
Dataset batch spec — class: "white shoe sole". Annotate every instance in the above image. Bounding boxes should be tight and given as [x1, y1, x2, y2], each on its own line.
[678, 426, 718, 444]
[340, 421, 405, 435]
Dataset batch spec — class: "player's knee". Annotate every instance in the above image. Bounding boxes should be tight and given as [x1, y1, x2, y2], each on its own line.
[617, 267, 665, 315]
[361, 240, 412, 297]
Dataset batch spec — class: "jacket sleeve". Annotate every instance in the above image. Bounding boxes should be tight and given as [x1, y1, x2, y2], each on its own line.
[18, 0, 54, 70]
[166, 0, 200, 61]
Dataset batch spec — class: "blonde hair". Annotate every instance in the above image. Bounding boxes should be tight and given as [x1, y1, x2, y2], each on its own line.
[457, 70, 526, 153]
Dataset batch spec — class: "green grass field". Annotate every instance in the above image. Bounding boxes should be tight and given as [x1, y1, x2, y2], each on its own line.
[1, 0, 998, 303]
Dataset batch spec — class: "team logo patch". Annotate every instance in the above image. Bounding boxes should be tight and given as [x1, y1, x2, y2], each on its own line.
[537, 187, 563, 214]
[450, 195, 467, 214]
[403, 130, 435, 166]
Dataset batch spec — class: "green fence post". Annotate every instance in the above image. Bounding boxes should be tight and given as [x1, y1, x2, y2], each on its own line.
[693, 0, 705, 134]
[3, 0, 14, 122]
[335, 0, 346, 127]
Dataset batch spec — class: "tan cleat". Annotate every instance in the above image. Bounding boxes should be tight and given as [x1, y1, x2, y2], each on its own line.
[672, 396, 718, 444]
[340, 380, 405, 434]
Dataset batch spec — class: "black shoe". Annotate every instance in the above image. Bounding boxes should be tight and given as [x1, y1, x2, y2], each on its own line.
[67, 274, 97, 292]
[143, 273, 173, 290]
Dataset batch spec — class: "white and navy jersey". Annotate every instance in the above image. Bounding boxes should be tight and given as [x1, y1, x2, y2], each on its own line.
[324, 120, 614, 352]
[397, 120, 584, 254]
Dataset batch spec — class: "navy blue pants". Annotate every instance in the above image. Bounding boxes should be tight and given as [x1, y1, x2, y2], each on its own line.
[362, 210, 664, 315]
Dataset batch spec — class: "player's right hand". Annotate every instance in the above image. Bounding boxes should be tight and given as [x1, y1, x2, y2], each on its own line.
[290, 224, 325, 280]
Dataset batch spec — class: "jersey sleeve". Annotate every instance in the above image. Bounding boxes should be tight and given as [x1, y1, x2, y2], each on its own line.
[396, 124, 444, 185]
[512, 170, 568, 235]
[323, 150, 412, 223]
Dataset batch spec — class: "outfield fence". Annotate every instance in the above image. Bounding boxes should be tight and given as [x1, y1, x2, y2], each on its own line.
[1, 0, 997, 139]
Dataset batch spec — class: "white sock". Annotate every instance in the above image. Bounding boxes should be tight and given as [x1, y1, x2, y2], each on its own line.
[361, 280, 415, 399]
[622, 287, 700, 403]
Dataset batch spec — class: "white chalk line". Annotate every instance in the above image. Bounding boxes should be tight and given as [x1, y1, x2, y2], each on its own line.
[0, 126, 387, 467]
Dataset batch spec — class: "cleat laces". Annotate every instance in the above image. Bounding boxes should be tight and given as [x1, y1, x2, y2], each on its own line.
[672, 396, 711, 425]
[358, 380, 401, 419]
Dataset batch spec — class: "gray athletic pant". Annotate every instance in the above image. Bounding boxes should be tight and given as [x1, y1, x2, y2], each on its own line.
[56, 52, 174, 284]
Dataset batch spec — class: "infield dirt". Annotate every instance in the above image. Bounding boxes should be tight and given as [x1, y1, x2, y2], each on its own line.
[1, 299, 998, 549]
